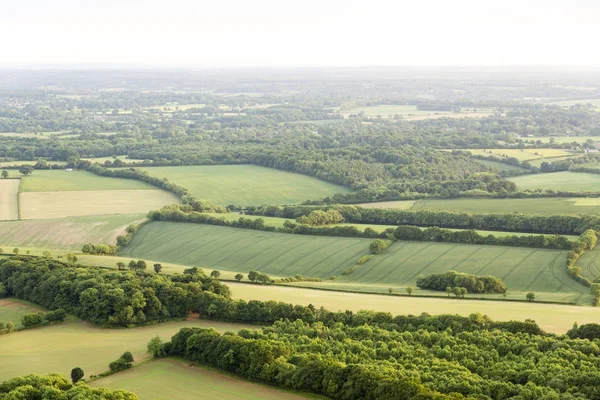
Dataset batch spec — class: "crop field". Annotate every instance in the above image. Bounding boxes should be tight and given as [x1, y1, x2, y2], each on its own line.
[575, 246, 600, 282]
[340, 105, 492, 120]
[92, 359, 311, 400]
[119, 222, 372, 279]
[0, 298, 46, 329]
[508, 171, 600, 191]
[0, 319, 254, 382]
[324, 241, 587, 304]
[19, 170, 154, 192]
[465, 148, 573, 161]
[136, 165, 352, 206]
[408, 197, 600, 215]
[20, 190, 178, 219]
[0, 179, 19, 221]
[0, 214, 144, 251]
[228, 282, 598, 334]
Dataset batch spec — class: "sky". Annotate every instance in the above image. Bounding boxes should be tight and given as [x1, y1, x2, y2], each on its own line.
[1, 0, 599, 67]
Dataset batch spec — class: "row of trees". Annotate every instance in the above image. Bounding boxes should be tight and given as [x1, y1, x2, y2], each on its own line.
[21, 309, 67, 328]
[296, 209, 344, 226]
[246, 204, 600, 235]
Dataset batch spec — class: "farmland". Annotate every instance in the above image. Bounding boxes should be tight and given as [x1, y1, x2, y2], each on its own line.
[20, 190, 178, 219]
[227, 282, 598, 335]
[0, 298, 46, 329]
[118, 222, 587, 303]
[474, 159, 529, 173]
[0, 214, 144, 251]
[119, 222, 371, 279]
[136, 165, 352, 206]
[0, 179, 19, 221]
[339, 105, 492, 120]
[20, 170, 154, 192]
[465, 148, 574, 162]
[357, 197, 600, 215]
[92, 359, 312, 400]
[0, 319, 254, 382]
[508, 171, 600, 191]
[576, 245, 600, 282]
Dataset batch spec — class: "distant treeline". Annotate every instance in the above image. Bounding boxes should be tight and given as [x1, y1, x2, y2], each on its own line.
[245, 204, 600, 235]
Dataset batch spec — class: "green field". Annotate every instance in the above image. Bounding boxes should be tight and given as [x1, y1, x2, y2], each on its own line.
[0, 298, 46, 329]
[0, 179, 19, 221]
[227, 282, 598, 335]
[474, 159, 529, 173]
[120, 222, 371, 279]
[119, 222, 587, 303]
[20, 170, 155, 192]
[320, 241, 588, 304]
[92, 359, 312, 400]
[0, 319, 253, 382]
[575, 246, 600, 282]
[136, 165, 352, 206]
[340, 105, 492, 120]
[0, 214, 144, 251]
[508, 171, 600, 191]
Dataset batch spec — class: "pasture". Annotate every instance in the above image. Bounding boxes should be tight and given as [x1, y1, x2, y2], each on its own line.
[92, 359, 311, 400]
[0, 179, 19, 221]
[0, 298, 46, 329]
[508, 171, 600, 191]
[0, 319, 253, 382]
[120, 222, 371, 279]
[20, 190, 178, 219]
[227, 282, 598, 335]
[136, 165, 352, 206]
[19, 170, 154, 192]
[0, 214, 144, 251]
[465, 148, 573, 162]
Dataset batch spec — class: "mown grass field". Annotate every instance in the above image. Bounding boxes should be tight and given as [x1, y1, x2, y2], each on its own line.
[20, 190, 178, 219]
[0, 319, 253, 382]
[0, 214, 144, 251]
[92, 359, 312, 400]
[466, 148, 574, 161]
[227, 282, 598, 334]
[508, 171, 600, 191]
[120, 222, 371, 279]
[20, 170, 154, 192]
[0, 179, 19, 221]
[136, 165, 352, 206]
[0, 298, 46, 329]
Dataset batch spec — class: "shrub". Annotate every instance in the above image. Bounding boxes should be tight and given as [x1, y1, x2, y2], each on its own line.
[369, 239, 392, 254]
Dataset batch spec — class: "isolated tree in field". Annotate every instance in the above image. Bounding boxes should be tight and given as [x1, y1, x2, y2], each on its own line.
[70, 367, 84, 384]
[117, 262, 126, 270]
[406, 286, 413, 296]
[42, 251, 51, 258]
[18, 165, 34, 176]
[13, 248, 19, 255]
[210, 270, 221, 279]
[153, 263, 162, 274]
[66, 253, 77, 264]
[147, 336, 165, 358]
[136, 260, 147, 271]
[248, 270, 260, 282]
[527, 292, 536, 302]
[128, 260, 137, 270]
[1, 170, 8, 178]
[388, 288, 393, 294]
[235, 273, 243, 281]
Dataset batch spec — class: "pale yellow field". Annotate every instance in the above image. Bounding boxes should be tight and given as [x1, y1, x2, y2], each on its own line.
[227, 283, 596, 334]
[20, 190, 179, 219]
[0, 179, 20, 221]
[466, 148, 573, 161]
[356, 200, 415, 209]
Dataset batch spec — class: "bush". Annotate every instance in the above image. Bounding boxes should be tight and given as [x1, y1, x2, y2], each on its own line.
[21, 312, 45, 328]
[416, 270, 507, 294]
[369, 239, 392, 254]
[109, 351, 134, 373]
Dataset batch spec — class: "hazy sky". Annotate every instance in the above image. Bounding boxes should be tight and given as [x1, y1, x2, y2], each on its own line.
[1, 0, 598, 67]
